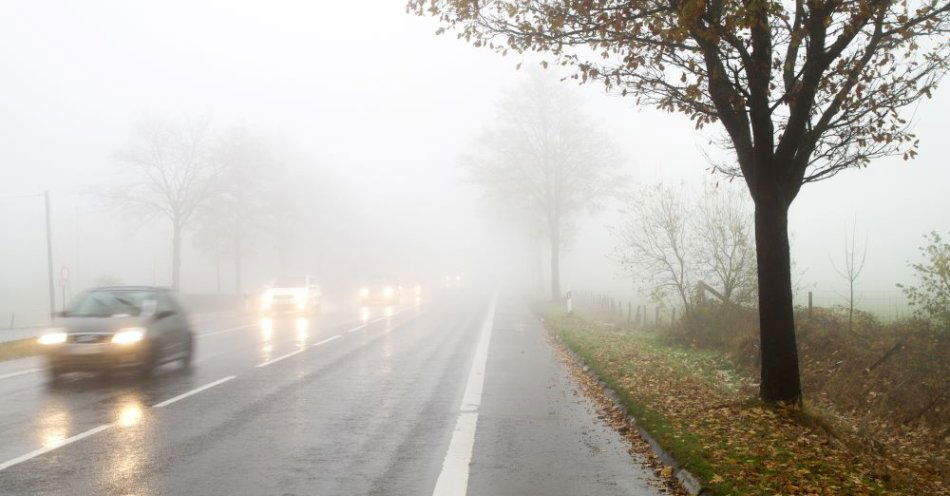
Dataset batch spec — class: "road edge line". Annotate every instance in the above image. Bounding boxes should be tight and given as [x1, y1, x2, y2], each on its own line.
[431, 293, 497, 496]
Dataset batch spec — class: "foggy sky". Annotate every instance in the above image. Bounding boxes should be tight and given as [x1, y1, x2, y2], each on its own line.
[2, 0, 948, 323]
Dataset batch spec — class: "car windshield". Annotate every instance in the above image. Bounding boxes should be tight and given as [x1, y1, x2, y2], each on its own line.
[65, 290, 158, 318]
[272, 276, 307, 287]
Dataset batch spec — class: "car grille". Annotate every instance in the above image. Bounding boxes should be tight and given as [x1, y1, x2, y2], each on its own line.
[70, 334, 111, 344]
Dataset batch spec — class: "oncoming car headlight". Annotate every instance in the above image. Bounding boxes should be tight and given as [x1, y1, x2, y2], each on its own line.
[39, 330, 68, 345]
[112, 328, 146, 345]
[359, 287, 370, 298]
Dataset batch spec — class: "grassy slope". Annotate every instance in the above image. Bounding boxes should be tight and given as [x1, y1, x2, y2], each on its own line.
[539, 306, 946, 496]
[0, 337, 42, 362]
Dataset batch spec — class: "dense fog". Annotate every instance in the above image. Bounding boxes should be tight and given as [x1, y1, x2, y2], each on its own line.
[2, 0, 948, 326]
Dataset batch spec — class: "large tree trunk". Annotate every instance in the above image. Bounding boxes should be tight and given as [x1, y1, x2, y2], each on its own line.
[753, 199, 802, 404]
[171, 222, 182, 291]
[550, 221, 561, 301]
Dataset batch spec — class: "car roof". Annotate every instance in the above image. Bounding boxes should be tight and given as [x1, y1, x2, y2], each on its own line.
[89, 285, 170, 292]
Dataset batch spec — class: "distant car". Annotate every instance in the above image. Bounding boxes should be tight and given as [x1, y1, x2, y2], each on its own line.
[261, 275, 322, 315]
[39, 286, 194, 382]
[443, 273, 463, 288]
[358, 282, 403, 306]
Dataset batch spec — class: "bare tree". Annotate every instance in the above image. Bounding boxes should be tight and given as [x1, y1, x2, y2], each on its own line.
[465, 71, 624, 300]
[696, 184, 757, 305]
[411, 0, 950, 404]
[831, 221, 868, 332]
[109, 115, 218, 290]
[196, 126, 282, 295]
[615, 183, 695, 313]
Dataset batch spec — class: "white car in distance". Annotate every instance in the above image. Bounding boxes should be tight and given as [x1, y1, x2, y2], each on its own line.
[261, 275, 322, 315]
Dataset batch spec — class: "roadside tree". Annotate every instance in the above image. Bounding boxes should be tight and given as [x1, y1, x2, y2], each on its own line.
[411, 0, 950, 403]
[108, 114, 218, 290]
[465, 71, 624, 300]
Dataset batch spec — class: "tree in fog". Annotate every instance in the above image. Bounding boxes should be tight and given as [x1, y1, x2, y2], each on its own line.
[109, 115, 218, 290]
[696, 185, 757, 306]
[465, 71, 623, 300]
[616, 183, 757, 311]
[899, 231, 950, 329]
[831, 221, 868, 333]
[196, 126, 282, 295]
[412, 0, 950, 404]
[616, 184, 695, 312]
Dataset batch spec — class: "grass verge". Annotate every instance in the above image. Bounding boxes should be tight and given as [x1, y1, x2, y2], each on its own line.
[537, 304, 947, 496]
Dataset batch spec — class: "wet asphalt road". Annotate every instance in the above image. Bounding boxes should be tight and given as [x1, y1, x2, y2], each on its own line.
[0, 289, 663, 495]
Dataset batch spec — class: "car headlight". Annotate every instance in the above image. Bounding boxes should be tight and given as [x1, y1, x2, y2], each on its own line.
[383, 286, 394, 297]
[359, 288, 370, 297]
[112, 328, 145, 345]
[39, 330, 68, 345]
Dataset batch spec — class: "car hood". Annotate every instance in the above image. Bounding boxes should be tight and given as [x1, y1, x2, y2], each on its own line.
[56, 315, 151, 333]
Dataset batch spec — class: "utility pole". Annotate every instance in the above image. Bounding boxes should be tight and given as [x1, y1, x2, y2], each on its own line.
[44, 191, 55, 322]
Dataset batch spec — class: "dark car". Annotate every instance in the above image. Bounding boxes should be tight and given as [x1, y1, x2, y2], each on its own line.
[39, 286, 194, 382]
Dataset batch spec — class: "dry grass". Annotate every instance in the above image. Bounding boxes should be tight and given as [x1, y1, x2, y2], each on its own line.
[540, 304, 949, 495]
[0, 337, 42, 362]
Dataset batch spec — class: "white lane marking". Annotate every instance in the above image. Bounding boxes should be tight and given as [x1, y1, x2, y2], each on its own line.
[432, 294, 497, 496]
[347, 308, 404, 332]
[255, 347, 308, 368]
[152, 376, 236, 408]
[313, 335, 342, 347]
[0, 368, 40, 380]
[198, 323, 256, 338]
[0, 424, 111, 472]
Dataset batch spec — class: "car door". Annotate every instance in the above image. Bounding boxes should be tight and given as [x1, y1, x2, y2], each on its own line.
[161, 292, 190, 358]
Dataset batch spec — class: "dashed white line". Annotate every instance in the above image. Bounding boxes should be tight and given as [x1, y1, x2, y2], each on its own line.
[0, 368, 40, 381]
[432, 294, 497, 496]
[346, 324, 366, 333]
[313, 335, 342, 347]
[0, 424, 111, 472]
[198, 323, 257, 338]
[255, 348, 308, 368]
[152, 375, 236, 408]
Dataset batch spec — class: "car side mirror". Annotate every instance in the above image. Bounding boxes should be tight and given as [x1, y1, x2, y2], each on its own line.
[154, 310, 176, 321]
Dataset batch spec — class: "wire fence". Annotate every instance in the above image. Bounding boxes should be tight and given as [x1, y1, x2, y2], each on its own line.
[570, 287, 915, 326]
[795, 289, 912, 322]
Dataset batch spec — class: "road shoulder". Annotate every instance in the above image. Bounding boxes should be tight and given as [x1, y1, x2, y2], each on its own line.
[468, 298, 667, 496]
